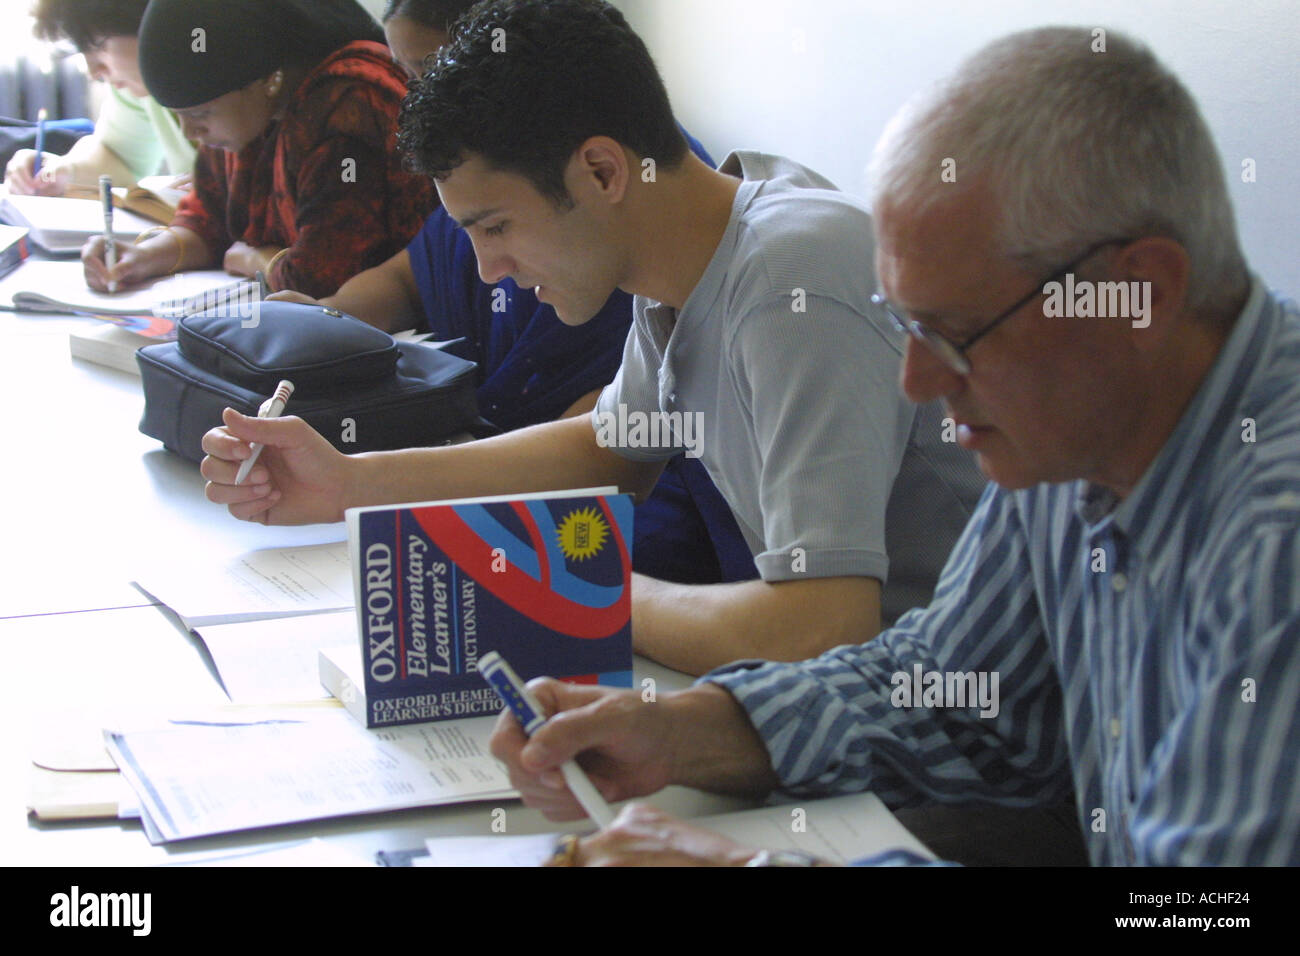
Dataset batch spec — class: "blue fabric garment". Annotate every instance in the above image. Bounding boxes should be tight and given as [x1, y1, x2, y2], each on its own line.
[407, 210, 629, 432]
[406, 133, 757, 584]
[706, 279, 1300, 865]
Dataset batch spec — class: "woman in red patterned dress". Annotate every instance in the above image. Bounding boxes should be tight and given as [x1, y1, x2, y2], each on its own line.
[82, 0, 435, 298]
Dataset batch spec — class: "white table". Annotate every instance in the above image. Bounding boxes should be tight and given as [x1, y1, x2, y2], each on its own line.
[0, 315, 343, 619]
[0, 260, 750, 864]
[0, 603, 740, 866]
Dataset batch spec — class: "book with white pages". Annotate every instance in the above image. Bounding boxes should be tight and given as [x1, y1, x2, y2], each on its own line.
[133, 541, 353, 629]
[69, 323, 170, 374]
[56, 268, 263, 372]
[64, 175, 188, 222]
[197, 610, 356, 703]
[134, 175, 190, 209]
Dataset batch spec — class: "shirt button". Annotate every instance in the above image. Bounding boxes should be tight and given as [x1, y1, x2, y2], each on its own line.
[1111, 573, 1127, 592]
[1110, 718, 1121, 739]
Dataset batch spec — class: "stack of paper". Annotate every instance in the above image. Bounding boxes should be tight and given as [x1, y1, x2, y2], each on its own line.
[132, 542, 359, 705]
[104, 705, 515, 842]
[416, 793, 936, 866]
[164, 839, 375, 867]
[28, 717, 138, 822]
[133, 541, 354, 629]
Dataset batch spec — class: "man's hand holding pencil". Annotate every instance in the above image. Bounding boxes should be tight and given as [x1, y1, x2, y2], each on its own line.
[201, 407, 352, 525]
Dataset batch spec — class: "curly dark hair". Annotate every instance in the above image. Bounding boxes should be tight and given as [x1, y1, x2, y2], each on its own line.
[31, 0, 149, 50]
[397, 0, 688, 204]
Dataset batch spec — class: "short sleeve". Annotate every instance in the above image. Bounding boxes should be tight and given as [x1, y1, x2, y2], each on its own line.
[729, 292, 914, 581]
[140, 97, 196, 177]
[95, 87, 165, 182]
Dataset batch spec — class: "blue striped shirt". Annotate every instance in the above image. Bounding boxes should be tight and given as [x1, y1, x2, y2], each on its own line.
[706, 278, 1300, 865]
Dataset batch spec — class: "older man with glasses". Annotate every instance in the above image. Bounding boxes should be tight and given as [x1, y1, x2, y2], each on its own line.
[489, 25, 1300, 867]
[872, 239, 1136, 376]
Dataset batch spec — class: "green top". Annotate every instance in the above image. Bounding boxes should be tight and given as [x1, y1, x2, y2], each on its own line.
[96, 85, 197, 180]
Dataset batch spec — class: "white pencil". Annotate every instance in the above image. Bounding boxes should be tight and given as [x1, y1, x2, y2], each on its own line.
[234, 380, 294, 485]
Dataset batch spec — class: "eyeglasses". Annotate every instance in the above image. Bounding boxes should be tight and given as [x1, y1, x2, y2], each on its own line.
[871, 238, 1132, 376]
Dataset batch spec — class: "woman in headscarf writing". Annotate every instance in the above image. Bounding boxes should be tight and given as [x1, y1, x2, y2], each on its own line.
[82, 0, 435, 298]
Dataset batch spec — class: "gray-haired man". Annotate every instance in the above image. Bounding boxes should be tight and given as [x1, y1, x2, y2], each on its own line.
[489, 25, 1300, 866]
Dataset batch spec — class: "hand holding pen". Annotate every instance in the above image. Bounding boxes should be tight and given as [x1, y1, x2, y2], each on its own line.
[235, 380, 295, 485]
[99, 175, 118, 292]
[4, 110, 66, 195]
[33, 109, 47, 179]
[480, 652, 616, 828]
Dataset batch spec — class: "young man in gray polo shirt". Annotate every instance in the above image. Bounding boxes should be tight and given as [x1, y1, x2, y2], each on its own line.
[199, 0, 984, 675]
[602, 149, 981, 625]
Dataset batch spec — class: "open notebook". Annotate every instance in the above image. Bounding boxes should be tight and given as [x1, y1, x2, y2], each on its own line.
[64, 176, 188, 224]
[0, 259, 261, 372]
[0, 193, 159, 257]
[5, 260, 254, 318]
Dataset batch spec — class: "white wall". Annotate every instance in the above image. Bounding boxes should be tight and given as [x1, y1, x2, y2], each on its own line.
[620, 0, 1300, 294]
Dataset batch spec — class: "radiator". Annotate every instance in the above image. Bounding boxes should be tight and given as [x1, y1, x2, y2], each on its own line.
[0, 53, 92, 121]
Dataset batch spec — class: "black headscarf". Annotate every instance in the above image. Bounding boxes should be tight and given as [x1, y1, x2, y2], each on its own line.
[139, 0, 385, 109]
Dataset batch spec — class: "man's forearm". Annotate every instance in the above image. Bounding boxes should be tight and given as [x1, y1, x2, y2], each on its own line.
[322, 250, 422, 332]
[348, 413, 664, 512]
[663, 684, 780, 795]
[633, 574, 882, 675]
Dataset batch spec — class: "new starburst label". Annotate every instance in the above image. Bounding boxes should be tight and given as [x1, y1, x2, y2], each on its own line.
[557, 507, 610, 561]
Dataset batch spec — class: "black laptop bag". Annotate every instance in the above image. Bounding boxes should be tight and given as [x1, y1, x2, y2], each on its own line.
[137, 301, 490, 462]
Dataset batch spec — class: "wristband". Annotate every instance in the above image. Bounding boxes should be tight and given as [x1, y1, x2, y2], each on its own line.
[264, 247, 291, 285]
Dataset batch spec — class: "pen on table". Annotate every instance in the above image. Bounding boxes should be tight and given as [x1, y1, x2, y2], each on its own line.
[33, 108, 48, 179]
[99, 175, 117, 293]
[234, 379, 294, 485]
[478, 651, 616, 829]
